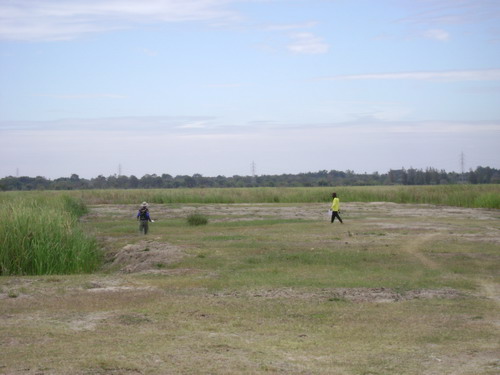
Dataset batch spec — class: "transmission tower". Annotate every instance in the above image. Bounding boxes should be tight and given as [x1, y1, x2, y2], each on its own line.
[460, 152, 465, 184]
[251, 161, 257, 186]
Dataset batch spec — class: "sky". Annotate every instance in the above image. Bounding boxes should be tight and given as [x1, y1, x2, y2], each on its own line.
[0, 0, 499, 179]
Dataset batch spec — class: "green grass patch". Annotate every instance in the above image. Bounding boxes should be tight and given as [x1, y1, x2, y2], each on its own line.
[202, 235, 247, 241]
[187, 213, 209, 226]
[0, 195, 101, 275]
[212, 218, 311, 227]
[3, 185, 498, 208]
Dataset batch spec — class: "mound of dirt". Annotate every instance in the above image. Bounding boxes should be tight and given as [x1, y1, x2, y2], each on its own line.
[111, 240, 186, 273]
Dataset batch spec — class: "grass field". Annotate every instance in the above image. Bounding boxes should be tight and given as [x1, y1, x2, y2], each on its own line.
[1, 184, 499, 207]
[0, 186, 499, 374]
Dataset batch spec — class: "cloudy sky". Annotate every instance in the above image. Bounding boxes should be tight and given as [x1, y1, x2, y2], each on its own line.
[1, 0, 499, 179]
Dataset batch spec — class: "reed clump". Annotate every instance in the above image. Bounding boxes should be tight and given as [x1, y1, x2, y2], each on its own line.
[187, 213, 209, 226]
[65, 185, 499, 208]
[0, 195, 101, 276]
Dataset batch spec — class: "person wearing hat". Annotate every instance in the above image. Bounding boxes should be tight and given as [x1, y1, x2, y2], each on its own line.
[137, 202, 154, 234]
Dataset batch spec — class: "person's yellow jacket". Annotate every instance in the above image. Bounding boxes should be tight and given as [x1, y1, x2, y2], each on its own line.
[331, 197, 340, 211]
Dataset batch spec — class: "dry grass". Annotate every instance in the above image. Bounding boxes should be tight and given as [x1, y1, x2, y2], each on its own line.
[1, 202, 499, 374]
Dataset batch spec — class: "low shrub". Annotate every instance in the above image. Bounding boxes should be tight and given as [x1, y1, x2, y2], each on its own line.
[187, 213, 209, 226]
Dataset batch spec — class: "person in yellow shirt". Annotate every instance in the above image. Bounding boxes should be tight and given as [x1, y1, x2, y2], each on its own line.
[330, 192, 343, 224]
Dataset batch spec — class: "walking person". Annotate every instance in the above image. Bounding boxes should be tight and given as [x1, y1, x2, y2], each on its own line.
[137, 202, 154, 234]
[330, 192, 343, 224]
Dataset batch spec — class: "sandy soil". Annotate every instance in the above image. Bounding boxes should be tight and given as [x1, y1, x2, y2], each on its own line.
[212, 287, 463, 303]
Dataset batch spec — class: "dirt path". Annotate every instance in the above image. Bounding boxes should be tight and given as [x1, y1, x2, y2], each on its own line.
[479, 281, 500, 306]
[402, 232, 500, 309]
[401, 232, 441, 270]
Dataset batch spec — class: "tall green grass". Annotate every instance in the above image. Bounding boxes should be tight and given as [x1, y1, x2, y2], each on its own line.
[0, 185, 498, 209]
[0, 195, 101, 276]
[71, 185, 499, 208]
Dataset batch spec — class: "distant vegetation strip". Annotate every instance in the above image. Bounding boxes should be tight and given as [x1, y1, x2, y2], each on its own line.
[1, 185, 498, 209]
[1, 166, 499, 191]
[0, 195, 101, 276]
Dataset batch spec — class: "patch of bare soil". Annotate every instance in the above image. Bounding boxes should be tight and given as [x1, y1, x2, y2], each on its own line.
[213, 287, 463, 303]
[63, 311, 113, 331]
[401, 232, 441, 269]
[421, 351, 500, 375]
[81, 367, 143, 375]
[330, 287, 463, 303]
[90, 202, 500, 226]
[109, 240, 186, 273]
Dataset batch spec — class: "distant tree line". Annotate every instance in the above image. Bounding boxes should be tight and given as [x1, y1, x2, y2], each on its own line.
[1, 166, 499, 191]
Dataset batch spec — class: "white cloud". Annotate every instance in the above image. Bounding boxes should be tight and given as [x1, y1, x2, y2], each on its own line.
[287, 32, 329, 55]
[318, 69, 500, 82]
[0, 0, 238, 41]
[176, 120, 210, 129]
[2, 117, 499, 178]
[204, 83, 242, 88]
[399, 0, 500, 26]
[2, 115, 498, 136]
[257, 19, 328, 55]
[264, 21, 318, 32]
[422, 28, 450, 41]
[0, 116, 218, 132]
[394, 1, 500, 42]
[34, 93, 128, 99]
[323, 100, 413, 122]
[377, 121, 500, 134]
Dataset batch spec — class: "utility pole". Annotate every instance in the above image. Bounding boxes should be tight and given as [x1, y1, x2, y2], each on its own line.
[251, 161, 257, 186]
[118, 163, 122, 177]
[460, 152, 465, 184]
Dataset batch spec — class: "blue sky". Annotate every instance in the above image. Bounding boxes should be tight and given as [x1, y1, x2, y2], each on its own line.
[1, 0, 499, 179]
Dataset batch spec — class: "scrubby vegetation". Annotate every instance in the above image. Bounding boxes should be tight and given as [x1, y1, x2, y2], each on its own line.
[187, 213, 209, 226]
[0, 195, 101, 275]
[3, 185, 494, 208]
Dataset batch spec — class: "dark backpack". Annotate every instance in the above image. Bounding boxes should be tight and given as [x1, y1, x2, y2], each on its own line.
[139, 207, 149, 220]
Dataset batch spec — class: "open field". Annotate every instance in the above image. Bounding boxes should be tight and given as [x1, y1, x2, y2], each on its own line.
[0, 185, 499, 208]
[1, 188, 499, 374]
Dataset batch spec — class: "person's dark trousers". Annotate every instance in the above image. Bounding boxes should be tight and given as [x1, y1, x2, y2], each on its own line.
[139, 220, 149, 234]
[331, 211, 343, 223]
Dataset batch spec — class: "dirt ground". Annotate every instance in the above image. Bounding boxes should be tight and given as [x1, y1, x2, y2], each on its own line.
[1, 202, 499, 374]
[59, 202, 500, 316]
[96, 201, 500, 274]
